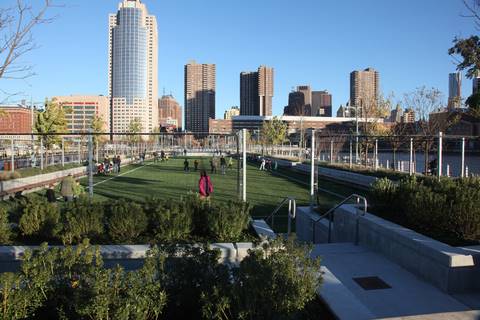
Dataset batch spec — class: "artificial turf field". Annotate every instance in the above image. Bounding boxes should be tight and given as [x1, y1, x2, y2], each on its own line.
[81, 158, 364, 232]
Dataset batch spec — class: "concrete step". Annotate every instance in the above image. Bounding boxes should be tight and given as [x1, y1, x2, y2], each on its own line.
[312, 243, 478, 320]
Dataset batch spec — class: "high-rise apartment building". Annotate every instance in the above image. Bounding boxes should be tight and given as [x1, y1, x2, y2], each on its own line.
[55, 95, 110, 133]
[389, 104, 403, 123]
[473, 74, 480, 95]
[0, 105, 33, 136]
[184, 61, 216, 133]
[350, 68, 380, 113]
[284, 89, 311, 116]
[312, 90, 332, 117]
[109, 0, 158, 135]
[448, 72, 462, 109]
[240, 66, 274, 116]
[402, 108, 415, 123]
[224, 106, 240, 120]
[158, 95, 182, 131]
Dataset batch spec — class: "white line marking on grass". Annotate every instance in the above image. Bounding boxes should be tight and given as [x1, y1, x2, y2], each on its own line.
[93, 162, 154, 187]
[270, 170, 346, 199]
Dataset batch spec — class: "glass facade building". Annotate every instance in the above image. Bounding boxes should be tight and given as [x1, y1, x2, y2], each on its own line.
[109, 0, 158, 135]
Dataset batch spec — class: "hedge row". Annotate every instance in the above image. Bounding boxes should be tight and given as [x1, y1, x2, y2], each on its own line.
[0, 238, 322, 320]
[1, 193, 252, 245]
[370, 176, 480, 246]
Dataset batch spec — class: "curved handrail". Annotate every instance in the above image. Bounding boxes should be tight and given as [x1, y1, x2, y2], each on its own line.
[265, 196, 296, 235]
[312, 194, 367, 245]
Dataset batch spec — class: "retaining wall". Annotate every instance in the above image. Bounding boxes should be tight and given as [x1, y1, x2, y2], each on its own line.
[296, 205, 480, 293]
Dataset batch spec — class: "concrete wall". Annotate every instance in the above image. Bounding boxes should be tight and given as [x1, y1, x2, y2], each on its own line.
[297, 205, 480, 293]
[271, 157, 377, 188]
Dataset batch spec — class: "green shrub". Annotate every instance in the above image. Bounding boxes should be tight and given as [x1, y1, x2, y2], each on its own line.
[206, 201, 251, 242]
[234, 237, 321, 319]
[106, 199, 148, 243]
[147, 199, 192, 242]
[370, 178, 397, 217]
[0, 207, 11, 244]
[370, 176, 480, 245]
[184, 193, 210, 237]
[60, 196, 105, 245]
[18, 199, 60, 239]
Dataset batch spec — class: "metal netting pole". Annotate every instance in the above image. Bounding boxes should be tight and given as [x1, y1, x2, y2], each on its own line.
[10, 138, 14, 173]
[437, 132, 443, 178]
[461, 137, 465, 178]
[40, 137, 44, 170]
[61, 137, 65, 167]
[88, 131, 93, 198]
[409, 138, 413, 176]
[310, 130, 315, 209]
[242, 129, 247, 202]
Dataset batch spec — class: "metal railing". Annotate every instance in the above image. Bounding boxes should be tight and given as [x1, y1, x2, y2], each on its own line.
[312, 194, 367, 245]
[265, 196, 296, 236]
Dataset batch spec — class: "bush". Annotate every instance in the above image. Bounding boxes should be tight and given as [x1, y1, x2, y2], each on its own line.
[0, 207, 11, 244]
[18, 198, 60, 239]
[106, 199, 148, 243]
[234, 237, 321, 319]
[60, 196, 105, 245]
[370, 176, 480, 245]
[146, 199, 192, 242]
[0, 241, 166, 320]
[206, 201, 251, 242]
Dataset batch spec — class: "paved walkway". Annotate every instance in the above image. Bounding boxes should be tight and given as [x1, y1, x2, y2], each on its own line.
[312, 243, 478, 320]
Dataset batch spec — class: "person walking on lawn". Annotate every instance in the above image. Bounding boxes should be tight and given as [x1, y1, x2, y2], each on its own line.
[184, 158, 190, 172]
[220, 155, 226, 175]
[199, 170, 213, 198]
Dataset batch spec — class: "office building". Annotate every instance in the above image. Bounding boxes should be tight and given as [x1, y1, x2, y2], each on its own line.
[389, 104, 403, 123]
[184, 61, 216, 133]
[448, 72, 462, 109]
[402, 108, 415, 123]
[312, 90, 332, 117]
[240, 66, 274, 116]
[109, 0, 158, 134]
[284, 89, 311, 116]
[473, 72, 480, 95]
[350, 68, 380, 113]
[224, 106, 240, 120]
[55, 95, 110, 133]
[0, 105, 33, 137]
[158, 95, 182, 131]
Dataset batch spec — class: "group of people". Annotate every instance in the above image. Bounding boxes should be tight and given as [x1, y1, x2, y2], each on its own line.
[97, 156, 122, 175]
[259, 157, 277, 171]
[45, 173, 83, 203]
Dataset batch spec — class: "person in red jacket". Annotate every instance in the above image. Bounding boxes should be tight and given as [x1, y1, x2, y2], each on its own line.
[198, 170, 213, 198]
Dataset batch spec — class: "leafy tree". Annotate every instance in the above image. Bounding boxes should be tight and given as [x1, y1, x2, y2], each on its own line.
[128, 117, 143, 143]
[260, 117, 288, 155]
[35, 98, 68, 167]
[0, 207, 11, 244]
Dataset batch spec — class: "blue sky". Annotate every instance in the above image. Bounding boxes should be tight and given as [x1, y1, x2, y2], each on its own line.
[0, 0, 476, 117]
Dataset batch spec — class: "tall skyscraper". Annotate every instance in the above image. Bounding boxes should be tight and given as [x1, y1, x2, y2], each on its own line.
[350, 68, 380, 113]
[158, 95, 182, 131]
[284, 89, 311, 116]
[473, 73, 480, 95]
[448, 72, 462, 109]
[184, 61, 216, 133]
[224, 106, 240, 120]
[108, 0, 158, 135]
[311, 90, 332, 117]
[240, 66, 274, 116]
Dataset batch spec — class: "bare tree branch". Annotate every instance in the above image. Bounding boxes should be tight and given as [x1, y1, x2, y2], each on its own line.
[0, 0, 59, 80]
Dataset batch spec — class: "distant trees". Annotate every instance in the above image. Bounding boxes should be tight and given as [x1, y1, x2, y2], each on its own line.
[404, 87, 444, 172]
[128, 117, 143, 143]
[259, 117, 288, 155]
[448, 0, 480, 119]
[35, 98, 67, 167]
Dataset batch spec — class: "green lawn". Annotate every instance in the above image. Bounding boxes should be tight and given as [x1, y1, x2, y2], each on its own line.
[80, 158, 364, 232]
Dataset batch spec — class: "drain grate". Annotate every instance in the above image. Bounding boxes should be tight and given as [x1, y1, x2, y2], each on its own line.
[353, 276, 391, 290]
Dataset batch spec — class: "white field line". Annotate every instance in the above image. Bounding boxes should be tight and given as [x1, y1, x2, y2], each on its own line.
[93, 162, 153, 187]
[270, 170, 346, 199]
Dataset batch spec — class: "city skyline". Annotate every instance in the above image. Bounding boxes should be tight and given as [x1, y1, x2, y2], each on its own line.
[0, 0, 475, 118]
